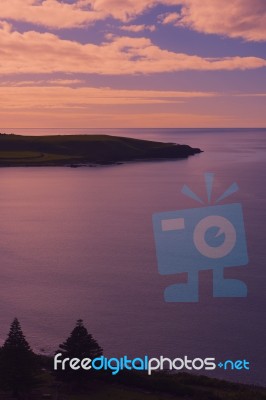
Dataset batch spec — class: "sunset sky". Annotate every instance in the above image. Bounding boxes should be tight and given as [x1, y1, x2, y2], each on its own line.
[0, 0, 265, 128]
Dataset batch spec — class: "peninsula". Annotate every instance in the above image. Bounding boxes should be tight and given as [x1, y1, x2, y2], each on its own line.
[0, 133, 202, 167]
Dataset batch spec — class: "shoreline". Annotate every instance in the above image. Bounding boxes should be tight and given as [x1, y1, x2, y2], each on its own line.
[0, 133, 203, 167]
[0, 154, 203, 168]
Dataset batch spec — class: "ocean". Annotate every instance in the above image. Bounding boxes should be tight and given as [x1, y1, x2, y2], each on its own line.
[0, 128, 265, 385]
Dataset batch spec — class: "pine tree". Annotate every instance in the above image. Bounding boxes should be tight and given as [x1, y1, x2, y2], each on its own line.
[0, 318, 36, 398]
[55, 319, 103, 385]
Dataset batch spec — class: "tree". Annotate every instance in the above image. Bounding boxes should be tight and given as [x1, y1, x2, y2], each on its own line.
[0, 318, 36, 398]
[55, 319, 103, 385]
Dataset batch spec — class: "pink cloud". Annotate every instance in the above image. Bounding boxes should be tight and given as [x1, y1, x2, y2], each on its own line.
[0, 85, 223, 128]
[0, 0, 105, 28]
[0, 0, 265, 43]
[0, 0, 159, 28]
[161, 0, 266, 42]
[0, 79, 84, 87]
[0, 83, 265, 129]
[159, 12, 180, 25]
[120, 24, 156, 32]
[0, 108, 264, 129]
[0, 85, 218, 106]
[0, 26, 265, 75]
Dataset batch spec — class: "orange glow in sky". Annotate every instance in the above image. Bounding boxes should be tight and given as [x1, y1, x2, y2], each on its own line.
[0, 0, 265, 128]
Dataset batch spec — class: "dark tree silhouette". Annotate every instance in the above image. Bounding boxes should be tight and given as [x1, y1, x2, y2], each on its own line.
[0, 318, 36, 398]
[55, 319, 103, 385]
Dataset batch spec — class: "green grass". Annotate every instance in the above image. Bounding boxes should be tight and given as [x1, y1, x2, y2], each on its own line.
[0, 151, 43, 159]
[35, 153, 81, 162]
[0, 151, 80, 164]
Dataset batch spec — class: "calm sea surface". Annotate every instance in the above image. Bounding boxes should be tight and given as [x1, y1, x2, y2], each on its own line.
[0, 128, 265, 385]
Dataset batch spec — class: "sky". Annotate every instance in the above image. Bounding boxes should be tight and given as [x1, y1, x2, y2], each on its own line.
[0, 0, 265, 129]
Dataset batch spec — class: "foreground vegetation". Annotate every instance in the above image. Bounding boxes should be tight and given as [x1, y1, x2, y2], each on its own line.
[0, 133, 202, 166]
[0, 319, 265, 400]
[14, 372, 266, 400]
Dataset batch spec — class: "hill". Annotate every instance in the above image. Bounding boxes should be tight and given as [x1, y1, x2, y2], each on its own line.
[0, 133, 202, 167]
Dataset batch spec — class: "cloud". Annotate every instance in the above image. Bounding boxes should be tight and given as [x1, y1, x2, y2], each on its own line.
[235, 93, 266, 97]
[0, 84, 265, 129]
[0, 26, 265, 75]
[89, 0, 159, 22]
[0, 110, 238, 129]
[1, 107, 263, 128]
[0, 1, 265, 42]
[120, 24, 156, 32]
[0, 0, 105, 29]
[0, 79, 84, 87]
[0, 0, 159, 28]
[0, 84, 223, 127]
[0, 85, 218, 111]
[159, 12, 180, 25]
[160, 0, 266, 42]
[0, 85, 265, 127]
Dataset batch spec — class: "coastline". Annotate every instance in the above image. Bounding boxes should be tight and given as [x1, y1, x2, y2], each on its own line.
[0, 133, 203, 167]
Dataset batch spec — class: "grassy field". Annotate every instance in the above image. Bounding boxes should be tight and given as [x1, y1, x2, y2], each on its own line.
[0, 151, 77, 163]
[0, 151, 43, 159]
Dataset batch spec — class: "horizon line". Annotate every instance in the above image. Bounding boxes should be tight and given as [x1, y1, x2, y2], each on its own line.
[1, 127, 265, 130]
